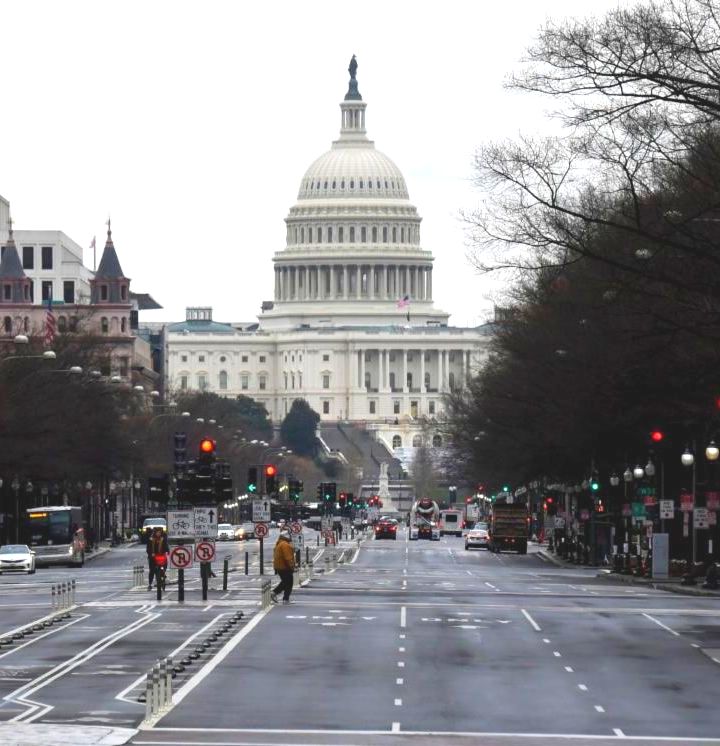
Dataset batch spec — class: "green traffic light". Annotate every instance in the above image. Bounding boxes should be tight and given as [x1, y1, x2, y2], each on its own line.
[591, 481, 599, 491]
[248, 484, 257, 493]
[502, 485, 509, 492]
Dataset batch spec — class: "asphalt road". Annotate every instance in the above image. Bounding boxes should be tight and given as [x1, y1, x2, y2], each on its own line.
[2, 528, 720, 746]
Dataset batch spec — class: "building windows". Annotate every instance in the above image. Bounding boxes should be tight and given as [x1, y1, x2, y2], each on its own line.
[121, 317, 127, 333]
[241, 374, 249, 390]
[424, 372, 431, 389]
[298, 372, 303, 388]
[3, 285, 10, 301]
[413, 434, 423, 447]
[383, 227, 388, 242]
[349, 226, 355, 242]
[401, 227, 405, 243]
[393, 400, 400, 414]
[291, 373, 295, 389]
[241, 355, 248, 363]
[3, 316, 11, 333]
[389, 372, 396, 390]
[449, 372, 456, 390]
[328, 226, 333, 242]
[219, 370, 228, 390]
[179, 375, 188, 390]
[69, 316, 78, 332]
[428, 400, 436, 415]
[198, 355, 205, 363]
[392, 226, 397, 242]
[317, 227, 322, 243]
[407, 372, 413, 389]
[119, 358, 129, 378]
[259, 375, 267, 390]
[22, 246, 33, 269]
[198, 374, 207, 391]
[100, 284, 108, 300]
[432, 434, 442, 447]
[322, 400, 330, 415]
[181, 355, 188, 362]
[392, 435, 402, 449]
[63, 281, 74, 303]
[41, 246, 53, 269]
[369, 400, 376, 415]
[284, 373, 288, 390]
[259, 355, 266, 363]
[361, 226, 367, 243]
[101, 317, 109, 333]
[322, 374, 330, 389]
[41, 281, 53, 301]
[372, 226, 377, 242]
[323, 354, 330, 362]
[220, 356, 226, 362]
[339, 226, 344, 243]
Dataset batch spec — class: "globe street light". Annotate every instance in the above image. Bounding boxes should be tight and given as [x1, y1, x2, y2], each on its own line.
[706, 441, 719, 462]
[645, 460, 656, 477]
[681, 449, 695, 467]
[633, 465, 644, 479]
[623, 468, 633, 483]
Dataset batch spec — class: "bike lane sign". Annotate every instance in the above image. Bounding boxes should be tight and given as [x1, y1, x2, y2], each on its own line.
[168, 511, 194, 540]
[169, 544, 194, 570]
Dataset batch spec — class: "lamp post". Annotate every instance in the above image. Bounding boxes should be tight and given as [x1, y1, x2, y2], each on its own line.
[11, 478, 20, 542]
[681, 447, 696, 575]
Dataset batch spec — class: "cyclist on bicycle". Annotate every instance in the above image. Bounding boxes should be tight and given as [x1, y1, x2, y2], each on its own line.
[147, 527, 169, 591]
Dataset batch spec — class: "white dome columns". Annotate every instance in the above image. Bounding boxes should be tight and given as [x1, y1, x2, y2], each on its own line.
[274, 262, 433, 303]
[340, 100, 367, 142]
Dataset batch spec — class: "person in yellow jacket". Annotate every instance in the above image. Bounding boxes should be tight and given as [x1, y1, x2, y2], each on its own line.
[271, 529, 296, 604]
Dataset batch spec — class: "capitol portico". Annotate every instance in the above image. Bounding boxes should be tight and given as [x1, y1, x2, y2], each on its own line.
[165, 58, 489, 453]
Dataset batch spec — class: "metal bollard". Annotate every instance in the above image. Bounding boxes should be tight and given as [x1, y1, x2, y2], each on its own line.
[71, 579, 76, 605]
[144, 668, 155, 721]
[261, 579, 271, 608]
[325, 555, 331, 573]
[157, 660, 166, 710]
[60, 581, 66, 609]
[223, 555, 230, 591]
[51, 584, 56, 611]
[305, 547, 310, 565]
[245, 551, 249, 575]
[164, 656, 173, 708]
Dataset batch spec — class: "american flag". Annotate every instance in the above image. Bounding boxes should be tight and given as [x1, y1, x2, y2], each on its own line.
[44, 296, 56, 347]
[396, 294, 410, 322]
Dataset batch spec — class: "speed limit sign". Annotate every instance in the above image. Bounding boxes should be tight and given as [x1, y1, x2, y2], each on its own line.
[254, 522, 269, 539]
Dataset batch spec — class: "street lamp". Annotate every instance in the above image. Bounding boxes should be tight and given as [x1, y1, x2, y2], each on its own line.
[706, 441, 719, 461]
[681, 449, 695, 467]
[610, 473, 620, 487]
[623, 468, 633, 483]
[645, 459, 656, 477]
[633, 465, 644, 479]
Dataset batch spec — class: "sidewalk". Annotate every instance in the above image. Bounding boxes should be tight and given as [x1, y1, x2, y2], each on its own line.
[537, 547, 720, 597]
[0, 723, 135, 745]
[85, 538, 138, 562]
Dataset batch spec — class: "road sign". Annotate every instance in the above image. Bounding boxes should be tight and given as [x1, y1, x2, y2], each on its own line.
[195, 540, 216, 563]
[554, 516, 566, 529]
[169, 544, 194, 569]
[168, 511, 194, 540]
[631, 502, 646, 518]
[252, 499, 271, 523]
[254, 522, 269, 539]
[659, 500, 675, 519]
[680, 492, 694, 512]
[290, 521, 303, 535]
[321, 516, 333, 532]
[580, 509, 590, 521]
[193, 507, 218, 538]
[694, 508, 710, 529]
[466, 503, 479, 521]
[709, 511, 717, 526]
[706, 492, 720, 510]
[292, 532, 304, 550]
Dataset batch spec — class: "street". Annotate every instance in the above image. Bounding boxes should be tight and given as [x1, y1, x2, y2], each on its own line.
[0, 529, 719, 745]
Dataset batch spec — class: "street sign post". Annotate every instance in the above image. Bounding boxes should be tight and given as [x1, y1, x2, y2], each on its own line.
[169, 544, 194, 570]
[659, 500, 675, 520]
[254, 522, 269, 539]
[680, 492, 694, 512]
[290, 521, 303, 535]
[168, 511, 194, 540]
[253, 520, 269, 576]
[253, 499, 271, 523]
[694, 508, 709, 529]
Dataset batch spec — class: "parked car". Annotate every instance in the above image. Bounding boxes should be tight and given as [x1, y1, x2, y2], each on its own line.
[217, 523, 235, 541]
[374, 518, 398, 540]
[0, 544, 36, 574]
[465, 522, 490, 550]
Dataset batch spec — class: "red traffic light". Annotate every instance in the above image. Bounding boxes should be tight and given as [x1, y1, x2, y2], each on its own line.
[199, 438, 215, 454]
[650, 430, 664, 443]
[546, 496, 554, 504]
[264, 464, 277, 477]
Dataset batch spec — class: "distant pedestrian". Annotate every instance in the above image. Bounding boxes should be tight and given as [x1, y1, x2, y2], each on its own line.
[271, 529, 295, 604]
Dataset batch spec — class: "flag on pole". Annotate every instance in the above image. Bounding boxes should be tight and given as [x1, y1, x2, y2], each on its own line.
[44, 296, 56, 347]
[90, 235, 97, 271]
[397, 294, 410, 322]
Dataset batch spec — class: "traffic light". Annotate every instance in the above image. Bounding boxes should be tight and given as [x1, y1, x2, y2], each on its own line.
[247, 466, 258, 494]
[323, 482, 336, 502]
[288, 478, 303, 502]
[346, 492, 354, 507]
[339, 492, 347, 508]
[264, 464, 278, 495]
[590, 477, 600, 492]
[174, 432, 187, 472]
[316, 482, 324, 502]
[195, 438, 216, 503]
[649, 429, 664, 444]
[198, 438, 216, 466]
[596, 498, 605, 513]
[214, 460, 233, 500]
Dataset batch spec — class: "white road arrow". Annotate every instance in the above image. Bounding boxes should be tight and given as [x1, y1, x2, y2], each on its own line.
[496, 620, 512, 624]
[361, 616, 377, 621]
[448, 618, 469, 622]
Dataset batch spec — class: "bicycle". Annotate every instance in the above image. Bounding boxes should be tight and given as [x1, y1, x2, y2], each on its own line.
[151, 553, 167, 592]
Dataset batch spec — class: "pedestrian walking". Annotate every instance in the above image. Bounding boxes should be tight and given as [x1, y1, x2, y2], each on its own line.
[146, 527, 168, 591]
[271, 529, 295, 604]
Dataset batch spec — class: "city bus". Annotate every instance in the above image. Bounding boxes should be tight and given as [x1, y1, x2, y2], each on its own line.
[24, 506, 86, 567]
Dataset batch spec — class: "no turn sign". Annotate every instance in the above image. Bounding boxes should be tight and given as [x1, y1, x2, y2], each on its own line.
[291, 521, 303, 535]
[169, 544, 194, 570]
[254, 522, 269, 539]
[195, 540, 216, 563]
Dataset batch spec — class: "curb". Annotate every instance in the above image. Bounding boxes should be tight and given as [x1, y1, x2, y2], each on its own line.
[594, 570, 720, 597]
[537, 549, 570, 568]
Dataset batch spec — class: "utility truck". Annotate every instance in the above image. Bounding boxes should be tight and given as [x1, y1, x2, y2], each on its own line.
[409, 498, 441, 541]
[489, 497, 528, 553]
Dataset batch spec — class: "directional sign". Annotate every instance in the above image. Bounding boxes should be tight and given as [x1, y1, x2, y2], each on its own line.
[694, 508, 710, 529]
[292, 532, 304, 550]
[252, 499, 271, 523]
[168, 511, 194, 540]
[195, 540, 216, 563]
[659, 500, 675, 520]
[291, 521, 303, 535]
[169, 544, 193, 569]
[194, 507, 218, 538]
[254, 522, 269, 539]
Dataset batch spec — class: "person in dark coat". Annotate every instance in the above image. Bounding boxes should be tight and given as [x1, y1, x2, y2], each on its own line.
[146, 527, 168, 590]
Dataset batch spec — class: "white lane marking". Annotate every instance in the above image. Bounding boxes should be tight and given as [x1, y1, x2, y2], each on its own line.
[403, 569, 407, 576]
[400, 606, 406, 628]
[485, 582, 496, 589]
[643, 612, 680, 636]
[350, 547, 361, 564]
[691, 643, 701, 648]
[613, 728, 625, 736]
[202, 605, 213, 612]
[595, 705, 605, 713]
[399, 647, 405, 653]
[521, 609, 541, 631]
[394, 698, 402, 706]
[542, 638, 551, 644]
[578, 684, 588, 691]
[116, 612, 227, 704]
[171, 608, 271, 707]
[564, 666, 574, 673]
[0, 614, 89, 661]
[392, 722, 401, 732]
[399, 634, 406, 639]
[466, 570, 473, 576]
[396, 678, 404, 685]
[397, 661, 405, 668]
[402, 580, 407, 589]
[553, 651, 561, 657]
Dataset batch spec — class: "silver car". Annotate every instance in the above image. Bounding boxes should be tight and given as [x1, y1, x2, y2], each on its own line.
[465, 522, 490, 550]
[0, 544, 36, 574]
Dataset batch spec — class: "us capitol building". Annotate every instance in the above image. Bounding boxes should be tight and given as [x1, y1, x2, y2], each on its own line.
[165, 58, 489, 455]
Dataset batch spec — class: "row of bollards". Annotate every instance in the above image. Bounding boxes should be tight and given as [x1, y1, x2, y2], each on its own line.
[143, 657, 174, 722]
[51, 580, 75, 610]
[261, 579, 272, 608]
[132, 564, 145, 588]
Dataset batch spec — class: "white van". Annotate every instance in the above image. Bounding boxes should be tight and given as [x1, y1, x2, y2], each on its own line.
[439, 509, 463, 537]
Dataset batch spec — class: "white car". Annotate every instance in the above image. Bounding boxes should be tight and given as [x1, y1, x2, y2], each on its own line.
[217, 523, 235, 541]
[0, 544, 36, 574]
[465, 523, 490, 550]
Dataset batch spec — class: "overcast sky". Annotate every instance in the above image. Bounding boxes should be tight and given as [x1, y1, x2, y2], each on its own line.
[1, 0, 626, 327]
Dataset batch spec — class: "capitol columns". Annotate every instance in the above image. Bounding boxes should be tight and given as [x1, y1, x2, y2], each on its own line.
[402, 349, 408, 393]
[343, 266, 349, 299]
[420, 349, 426, 393]
[369, 265, 375, 299]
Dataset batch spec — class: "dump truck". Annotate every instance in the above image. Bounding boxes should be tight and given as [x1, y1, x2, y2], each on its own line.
[489, 498, 528, 553]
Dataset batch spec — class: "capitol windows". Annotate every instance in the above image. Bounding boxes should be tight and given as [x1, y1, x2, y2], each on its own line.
[324, 181, 328, 189]
[424, 372, 431, 389]
[327, 226, 333, 242]
[101, 317, 109, 334]
[291, 373, 295, 389]
[322, 373, 330, 389]
[219, 371, 228, 390]
[322, 401, 330, 415]
[393, 400, 400, 415]
[322, 354, 330, 362]
[198, 355, 205, 362]
[317, 227, 322, 243]
[372, 226, 377, 242]
[376, 179, 381, 188]
[401, 227, 405, 243]
[220, 356, 226, 363]
[392, 227, 397, 242]
[284, 373, 288, 389]
[121, 318, 127, 333]
[359, 179, 363, 188]
[392, 435, 402, 449]
[412, 435, 423, 448]
[389, 372, 396, 390]
[368, 179, 372, 190]
[241, 355, 248, 363]
[332, 180, 336, 189]
[428, 400, 436, 415]
[3, 316, 11, 333]
[361, 226, 367, 243]
[180, 375, 188, 391]
[197, 374, 208, 391]
[432, 434, 442, 447]
[341, 179, 345, 189]
[241, 374, 249, 390]
[369, 400, 376, 414]
[349, 226, 355, 242]
[181, 355, 188, 362]
[301, 227, 305, 243]
[58, 316, 67, 333]
[259, 374, 267, 390]
[383, 227, 388, 242]
[259, 355, 266, 363]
